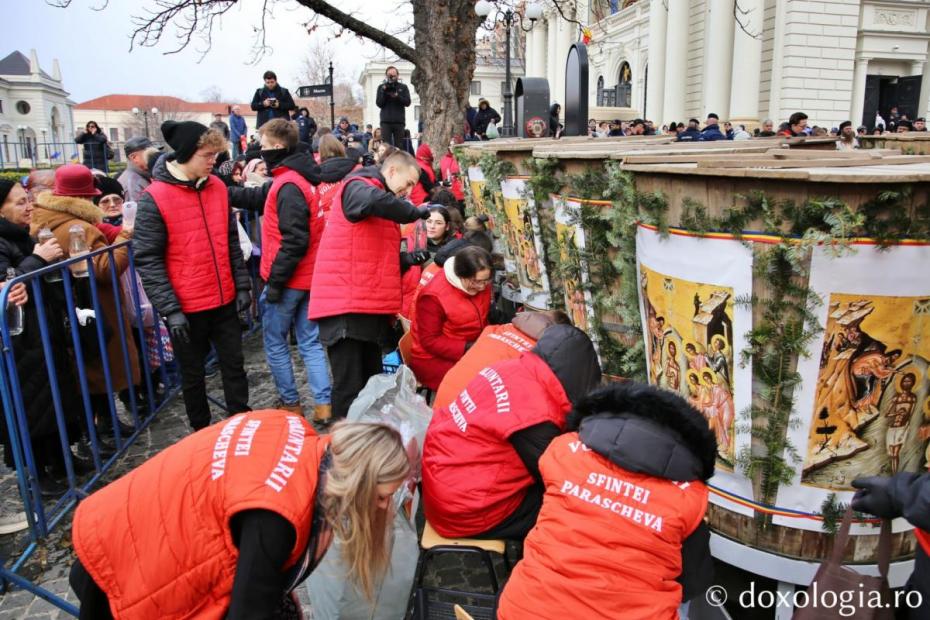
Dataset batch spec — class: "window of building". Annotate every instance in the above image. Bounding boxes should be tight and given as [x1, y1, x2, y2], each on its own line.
[500, 80, 514, 95]
[470, 81, 481, 96]
[2, 135, 8, 163]
[0, 100, 4, 114]
[124, 127, 134, 140]
[110, 128, 119, 142]
[15, 101, 30, 115]
[414, 105, 421, 121]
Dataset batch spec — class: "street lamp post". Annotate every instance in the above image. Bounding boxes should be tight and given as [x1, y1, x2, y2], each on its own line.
[132, 107, 160, 139]
[475, 0, 543, 138]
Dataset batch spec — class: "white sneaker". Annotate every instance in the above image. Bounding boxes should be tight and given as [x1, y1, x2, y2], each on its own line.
[0, 502, 29, 535]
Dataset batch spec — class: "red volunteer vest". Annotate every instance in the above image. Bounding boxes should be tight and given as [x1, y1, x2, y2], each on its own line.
[404, 262, 441, 323]
[145, 175, 236, 313]
[72, 411, 329, 620]
[434, 323, 537, 410]
[316, 164, 361, 217]
[260, 167, 324, 291]
[307, 175, 404, 319]
[410, 269, 491, 362]
[498, 433, 708, 620]
[422, 353, 571, 537]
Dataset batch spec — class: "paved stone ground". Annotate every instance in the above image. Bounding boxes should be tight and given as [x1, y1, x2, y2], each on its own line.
[0, 332, 498, 619]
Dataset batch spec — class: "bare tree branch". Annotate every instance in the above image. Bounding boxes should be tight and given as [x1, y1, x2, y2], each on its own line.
[734, 1, 762, 40]
[294, 0, 417, 63]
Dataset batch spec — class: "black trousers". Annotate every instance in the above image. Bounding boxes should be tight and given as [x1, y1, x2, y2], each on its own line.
[380, 122, 406, 149]
[475, 483, 544, 540]
[70, 559, 113, 620]
[169, 302, 249, 430]
[326, 337, 383, 420]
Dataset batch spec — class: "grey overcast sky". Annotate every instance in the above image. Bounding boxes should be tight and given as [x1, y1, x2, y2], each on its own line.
[7, 0, 411, 104]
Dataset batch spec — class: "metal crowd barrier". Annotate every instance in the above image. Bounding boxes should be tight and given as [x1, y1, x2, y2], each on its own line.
[0, 242, 179, 615]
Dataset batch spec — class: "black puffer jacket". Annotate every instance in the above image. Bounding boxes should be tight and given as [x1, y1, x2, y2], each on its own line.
[318, 156, 358, 184]
[0, 218, 81, 458]
[264, 151, 321, 293]
[134, 155, 251, 316]
[75, 131, 110, 170]
[567, 381, 717, 600]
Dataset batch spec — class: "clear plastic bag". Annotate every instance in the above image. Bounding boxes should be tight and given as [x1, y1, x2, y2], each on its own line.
[305, 366, 433, 619]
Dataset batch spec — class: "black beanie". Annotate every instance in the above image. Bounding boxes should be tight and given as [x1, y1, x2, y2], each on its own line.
[0, 179, 15, 206]
[161, 120, 209, 164]
[93, 175, 125, 205]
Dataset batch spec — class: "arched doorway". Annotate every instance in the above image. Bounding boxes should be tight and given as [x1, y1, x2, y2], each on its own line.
[617, 62, 632, 108]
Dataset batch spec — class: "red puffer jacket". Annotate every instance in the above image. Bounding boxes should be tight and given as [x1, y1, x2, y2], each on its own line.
[307, 170, 404, 320]
[408, 266, 491, 390]
[73, 411, 329, 620]
[144, 175, 236, 313]
[422, 352, 572, 537]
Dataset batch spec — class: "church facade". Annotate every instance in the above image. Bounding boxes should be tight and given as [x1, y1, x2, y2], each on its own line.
[525, 0, 930, 129]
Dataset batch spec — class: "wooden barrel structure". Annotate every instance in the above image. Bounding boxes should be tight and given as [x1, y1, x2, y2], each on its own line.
[455, 135, 930, 580]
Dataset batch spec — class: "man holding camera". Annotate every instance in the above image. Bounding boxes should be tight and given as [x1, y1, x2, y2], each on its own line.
[376, 66, 411, 148]
[250, 70, 296, 129]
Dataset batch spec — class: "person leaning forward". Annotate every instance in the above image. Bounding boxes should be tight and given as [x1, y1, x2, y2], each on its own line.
[308, 150, 429, 421]
[69, 412, 410, 620]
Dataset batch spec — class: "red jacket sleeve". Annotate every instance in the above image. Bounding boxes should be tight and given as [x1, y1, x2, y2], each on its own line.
[415, 295, 467, 361]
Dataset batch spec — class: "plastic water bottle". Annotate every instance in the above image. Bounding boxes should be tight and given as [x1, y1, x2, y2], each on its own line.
[37, 227, 62, 283]
[121, 201, 137, 230]
[5, 268, 23, 337]
[68, 224, 90, 278]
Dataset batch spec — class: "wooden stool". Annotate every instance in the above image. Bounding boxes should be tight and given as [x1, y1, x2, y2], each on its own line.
[411, 520, 508, 619]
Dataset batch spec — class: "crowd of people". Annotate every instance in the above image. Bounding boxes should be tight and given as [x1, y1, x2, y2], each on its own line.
[0, 67, 928, 619]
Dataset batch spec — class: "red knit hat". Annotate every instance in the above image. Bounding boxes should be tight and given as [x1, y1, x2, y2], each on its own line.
[54, 164, 101, 197]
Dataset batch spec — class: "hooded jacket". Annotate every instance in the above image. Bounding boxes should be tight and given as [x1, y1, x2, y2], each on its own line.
[408, 257, 492, 390]
[498, 382, 716, 620]
[31, 192, 140, 394]
[699, 123, 727, 141]
[260, 151, 322, 293]
[472, 101, 501, 137]
[316, 156, 361, 215]
[134, 155, 250, 316]
[409, 144, 436, 206]
[422, 325, 601, 537]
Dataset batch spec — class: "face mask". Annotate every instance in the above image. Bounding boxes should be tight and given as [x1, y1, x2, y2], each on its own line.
[261, 148, 290, 170]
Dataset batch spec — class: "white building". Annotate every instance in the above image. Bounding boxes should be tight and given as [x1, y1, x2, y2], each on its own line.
[0, 49, 75, 168]
[526, 0, 930, 130]
[360, 27, 525, 133]
[74, 94, 257, 150]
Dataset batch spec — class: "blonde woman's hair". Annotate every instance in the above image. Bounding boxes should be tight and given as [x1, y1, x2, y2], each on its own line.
[319, 134, 346, 161]
[322, 422, 410, 599]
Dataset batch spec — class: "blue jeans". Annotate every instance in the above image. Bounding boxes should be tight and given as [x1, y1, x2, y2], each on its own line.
[261, 287, 331, 405]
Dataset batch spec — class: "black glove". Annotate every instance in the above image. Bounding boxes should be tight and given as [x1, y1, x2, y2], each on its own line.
[264, 285, 282, 304]
[166, 312, 190, 344]
[416, 206, 431, 220]
[399, 251, 430, 272]
[236, 290, 252, 313]
[851, 476, 902, 519]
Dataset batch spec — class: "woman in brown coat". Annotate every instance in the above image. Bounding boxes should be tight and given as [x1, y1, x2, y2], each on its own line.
[31, 165, 140, 445]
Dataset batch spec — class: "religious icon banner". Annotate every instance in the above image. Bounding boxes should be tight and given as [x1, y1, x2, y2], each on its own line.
[775, 243, 930, 533]
[635, 225, 756, 515]
[466, 166, 487, 220]
[500, 178, 551, 310]
[552, 195, 598, 335]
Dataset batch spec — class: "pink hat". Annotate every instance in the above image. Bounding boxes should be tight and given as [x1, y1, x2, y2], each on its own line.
[53, 164, 102, 197]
